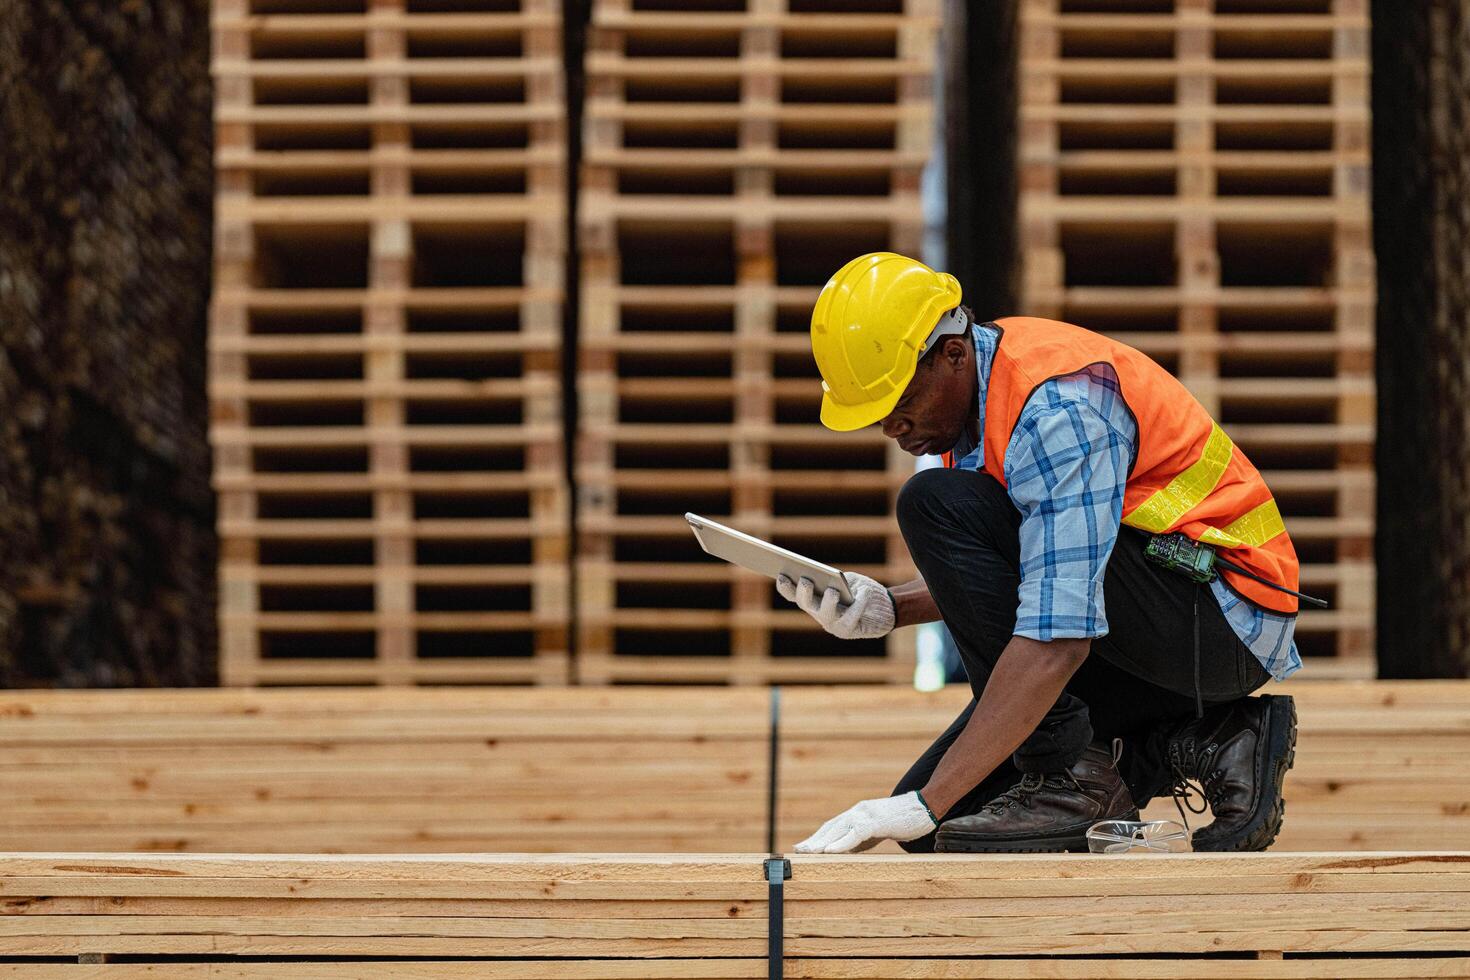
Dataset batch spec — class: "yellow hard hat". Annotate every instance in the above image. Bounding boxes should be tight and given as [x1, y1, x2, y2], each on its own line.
[811, 252, 964, 431]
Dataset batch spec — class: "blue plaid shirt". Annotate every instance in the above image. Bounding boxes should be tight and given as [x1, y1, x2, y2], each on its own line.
[946, 322, 1301, 681]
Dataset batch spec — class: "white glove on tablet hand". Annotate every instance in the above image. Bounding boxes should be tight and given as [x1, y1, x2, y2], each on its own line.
[776, 571, 895, 640]
[794, 792, 938, 854]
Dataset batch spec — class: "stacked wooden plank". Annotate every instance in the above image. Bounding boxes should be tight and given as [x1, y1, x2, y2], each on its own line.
[1017, 0, 1375, 668]
[0, 688, 767, 854]
[574, 0, 941, 685]
[3, 681, 1467, 855]
[210, 0, 569, 685]
[778, 681, 1470, 853]
[0, 853, 1466, 973]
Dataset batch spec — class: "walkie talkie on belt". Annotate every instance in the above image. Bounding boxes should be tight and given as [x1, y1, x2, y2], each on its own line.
[1143, 533, 1218, 583]
[1143, 532, 1329, 608]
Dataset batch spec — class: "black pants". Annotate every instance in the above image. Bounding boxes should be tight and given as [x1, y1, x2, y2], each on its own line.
[891, 467, 1269, 852]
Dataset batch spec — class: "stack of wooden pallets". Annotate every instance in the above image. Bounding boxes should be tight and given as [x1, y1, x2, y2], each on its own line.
[575, 0, 941, 685]
[1017, 0, 1375, 668]
[210, 0, 569, 685]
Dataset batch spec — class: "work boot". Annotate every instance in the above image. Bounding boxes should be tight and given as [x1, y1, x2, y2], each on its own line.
[934, 742, 1138, 853]
[1165, 693, 1297, 852]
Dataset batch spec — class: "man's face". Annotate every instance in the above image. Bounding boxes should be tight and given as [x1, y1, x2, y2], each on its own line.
[878, 336, 974, 457]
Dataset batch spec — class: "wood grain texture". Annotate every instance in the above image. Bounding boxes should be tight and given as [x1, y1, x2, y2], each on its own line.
[0, 687, 768, 853]
[0, 852, 1464, 970]
[2, 680, 1467, 856]
[776, 680, 1470, 853]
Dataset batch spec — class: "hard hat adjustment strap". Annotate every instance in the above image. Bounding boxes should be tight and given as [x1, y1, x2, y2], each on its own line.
[919, 307, 969, 357]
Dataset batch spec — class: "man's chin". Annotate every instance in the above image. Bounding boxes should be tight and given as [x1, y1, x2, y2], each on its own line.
[920, 434, 962, 458]
[894, 431, 962, 457]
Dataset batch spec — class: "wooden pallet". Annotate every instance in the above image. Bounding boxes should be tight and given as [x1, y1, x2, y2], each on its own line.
[574, 0, 941, 685]
[0, 853, 1465, 972]
[1017, 0, 1375, 663]
[210, 0, 569, 685]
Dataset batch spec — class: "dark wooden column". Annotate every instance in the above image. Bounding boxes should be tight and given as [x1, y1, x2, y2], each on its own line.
[1372, 0, 1470, 677]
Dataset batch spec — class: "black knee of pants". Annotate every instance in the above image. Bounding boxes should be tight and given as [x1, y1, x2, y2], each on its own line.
[893, 466, 1271, 810]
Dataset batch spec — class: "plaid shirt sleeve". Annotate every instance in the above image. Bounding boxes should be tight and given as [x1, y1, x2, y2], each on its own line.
[1003, 377, 1135, 641]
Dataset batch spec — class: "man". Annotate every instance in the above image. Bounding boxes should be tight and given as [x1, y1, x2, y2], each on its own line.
[780, 252, 1305, 855]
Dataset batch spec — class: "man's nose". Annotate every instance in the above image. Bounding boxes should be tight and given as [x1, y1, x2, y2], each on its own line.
[881, 416, 910, 439]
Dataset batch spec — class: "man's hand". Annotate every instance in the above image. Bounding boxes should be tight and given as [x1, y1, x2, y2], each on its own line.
[794, 792, 937, 853]
[777, 571, 895, 640]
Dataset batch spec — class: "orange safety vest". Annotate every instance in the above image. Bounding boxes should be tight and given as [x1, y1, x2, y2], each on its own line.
[945, 316, 1300, 614]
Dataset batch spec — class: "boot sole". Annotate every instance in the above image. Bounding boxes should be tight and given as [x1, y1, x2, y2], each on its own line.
[934, 810, 1141, 855]
[1193, 694, 1297, 853]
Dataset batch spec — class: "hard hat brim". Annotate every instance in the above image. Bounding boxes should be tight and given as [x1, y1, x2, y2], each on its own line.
[820, 380, 907, 432]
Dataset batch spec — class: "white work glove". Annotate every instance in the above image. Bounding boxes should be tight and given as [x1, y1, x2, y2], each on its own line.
[776, 571, 895, 640]
[794, 792, 938, 854]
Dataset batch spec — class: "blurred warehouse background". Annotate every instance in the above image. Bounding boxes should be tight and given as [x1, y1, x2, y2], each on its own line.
[0, 0, 1465, 688]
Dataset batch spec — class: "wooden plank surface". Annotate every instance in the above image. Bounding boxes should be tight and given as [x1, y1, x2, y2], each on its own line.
[0, 688, 768, 854]
[777, 681, 1470, 854]
[4, 962, 1470, 979]
[0, 852, 1465, 966]
[2, 681, 1468, 855]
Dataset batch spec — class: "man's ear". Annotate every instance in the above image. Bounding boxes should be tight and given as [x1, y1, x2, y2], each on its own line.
[942, 335, 970, 371]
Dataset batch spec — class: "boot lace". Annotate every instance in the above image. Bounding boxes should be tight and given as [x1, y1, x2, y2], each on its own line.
[1167, 737, 1225, 832]
[984, 769, 1083, 813]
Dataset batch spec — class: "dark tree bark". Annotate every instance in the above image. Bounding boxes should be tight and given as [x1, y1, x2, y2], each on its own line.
[0, 0, 216, 686]
[1373, 0, 1470, 678]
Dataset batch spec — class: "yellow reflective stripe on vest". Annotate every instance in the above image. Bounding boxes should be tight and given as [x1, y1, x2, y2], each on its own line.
[1194, 498, 1287, 550]
[1197, 526, 1244, 548]
[1222, 498, 1286, 547]
[1122, 423, 1234, 533]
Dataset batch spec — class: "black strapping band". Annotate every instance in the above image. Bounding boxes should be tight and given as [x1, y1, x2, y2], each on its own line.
[766, 686, 781, 854]
[765, 854, 792, 980]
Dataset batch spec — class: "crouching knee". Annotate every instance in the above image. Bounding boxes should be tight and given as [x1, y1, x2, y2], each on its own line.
[896, 466, 1007, 537]
[896, 467, 957, 536]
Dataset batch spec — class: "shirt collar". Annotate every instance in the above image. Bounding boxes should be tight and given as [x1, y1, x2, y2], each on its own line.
[946, 320, 997, 469]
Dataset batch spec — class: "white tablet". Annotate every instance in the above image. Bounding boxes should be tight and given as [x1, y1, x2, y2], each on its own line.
[685, 513, 855, 605]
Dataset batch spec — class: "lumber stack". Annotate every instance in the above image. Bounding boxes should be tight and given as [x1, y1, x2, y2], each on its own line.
[2, 681, 1467, 855]
[778, 680, 1470, 853]
[574, 0, 941, 685]
[0, 687, 767, 854]
[1017, 0, 1375, 669]
[210, 0, 569, 685]
[0, 853, 1465, 974]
